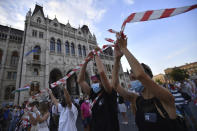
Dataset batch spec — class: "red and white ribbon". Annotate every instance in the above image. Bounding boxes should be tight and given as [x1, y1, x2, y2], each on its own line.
[121, 4, 197, 31]
[50, 44, 114, 88]
[105, 38, 116, 44]
[108, 29, 118, 34]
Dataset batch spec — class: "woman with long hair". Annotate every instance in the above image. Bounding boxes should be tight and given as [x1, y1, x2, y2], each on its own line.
[36, 101, 50, 131]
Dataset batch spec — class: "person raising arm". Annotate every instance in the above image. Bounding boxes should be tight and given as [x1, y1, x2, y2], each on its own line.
[47, 85, 78, 131]
[112, 45, 138, 113]
[77, 47, 120, 131]
[112, 34, 182, 131]
[77, 49, 112, 94]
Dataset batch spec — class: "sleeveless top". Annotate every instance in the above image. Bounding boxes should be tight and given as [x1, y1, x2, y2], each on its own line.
[135, 96, 183, 131]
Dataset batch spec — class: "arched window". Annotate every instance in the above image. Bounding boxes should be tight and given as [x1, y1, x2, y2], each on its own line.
[78, 44, 82, 57]
[50, 38, 55, 52]
[33, 68, 39, 76]
[71, 43, 75, 55]
[37, 17, 41, 24]
[33, 46, 41, 60]
[0, 49, 3, 64]
[83, 46, 86, 56]
[10, 51, 19, 66]
[4, 87, 10, 100]
[57, 39, 61, 53]
[65, 41, 70, 55]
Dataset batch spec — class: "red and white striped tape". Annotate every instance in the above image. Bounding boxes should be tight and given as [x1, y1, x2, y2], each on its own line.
[121, 4, 197, 31]
[105, 38, 116, 44]
[50, 44, 114, 88]
[108, 29, 118, 34]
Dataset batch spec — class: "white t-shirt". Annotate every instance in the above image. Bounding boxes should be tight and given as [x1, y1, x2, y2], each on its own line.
[58, 103, 78, 131]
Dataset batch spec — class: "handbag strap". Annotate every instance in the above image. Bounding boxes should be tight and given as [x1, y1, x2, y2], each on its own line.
[154, 98, 169, 119]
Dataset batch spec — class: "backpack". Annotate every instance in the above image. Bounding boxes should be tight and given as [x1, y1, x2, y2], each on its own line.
[154, 98, 188, 131]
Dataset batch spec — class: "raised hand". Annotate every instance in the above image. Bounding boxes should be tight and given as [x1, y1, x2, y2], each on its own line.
[114, 45, 123, 59]
[85, 51, 94, 62]
[46, 88, 52, 94]
[94, 46, 102, 53]
[116, 32, 128, 50]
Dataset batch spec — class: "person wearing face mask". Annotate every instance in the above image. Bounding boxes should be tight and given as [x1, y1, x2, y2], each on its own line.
[112, 34, 186, 131]
[80, 96, 91, 131]
[77, 49, 119, 131]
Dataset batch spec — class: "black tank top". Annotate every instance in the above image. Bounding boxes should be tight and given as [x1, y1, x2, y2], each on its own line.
[135, 96, 179, 131]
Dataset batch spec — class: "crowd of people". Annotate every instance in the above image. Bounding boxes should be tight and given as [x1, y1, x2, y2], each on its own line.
[0, 34, 197, 131]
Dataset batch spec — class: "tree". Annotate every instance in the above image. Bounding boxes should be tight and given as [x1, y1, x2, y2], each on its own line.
[155, 79, 163, 85]
[169, 68, 189, 82]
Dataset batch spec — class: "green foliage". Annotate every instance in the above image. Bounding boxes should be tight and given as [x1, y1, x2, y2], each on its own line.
[169, 68, 189, 81]
[155, 79, 163, 85]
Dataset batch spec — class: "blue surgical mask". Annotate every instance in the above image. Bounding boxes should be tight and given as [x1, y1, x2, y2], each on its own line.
[91, 83, 101, 93]
[130, 80, 144, 93]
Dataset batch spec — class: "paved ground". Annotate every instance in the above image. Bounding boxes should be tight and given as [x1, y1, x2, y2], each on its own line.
[76, 107, 138, 131]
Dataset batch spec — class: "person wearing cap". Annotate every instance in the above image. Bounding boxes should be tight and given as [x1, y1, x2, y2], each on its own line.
[112, 35, 184, 131]
[77, 49, 119, 131]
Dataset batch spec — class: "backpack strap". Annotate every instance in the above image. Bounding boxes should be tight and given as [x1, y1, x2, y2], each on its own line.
[154, 98, 169, 119]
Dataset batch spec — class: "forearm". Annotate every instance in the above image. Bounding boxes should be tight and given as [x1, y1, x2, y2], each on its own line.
[95, 55, 105, 73]
[77, 62, 91, 94]
[49, 92, 58, 107]
[77, 62, 88, 83]
[116, 85, 137, 102]
[95, 55, 112, 93]
[36, 113, 49, 123]
[122, 48, 145, 79]
[112, 57, 121, 88]
[63, 87, 72, 108]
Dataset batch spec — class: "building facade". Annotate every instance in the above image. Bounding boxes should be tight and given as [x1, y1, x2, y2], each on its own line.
[153, 74, 167, 84]
[164, 62, 197, 81]
[0, 4, 127, 105]
[0, 25, 23, 105]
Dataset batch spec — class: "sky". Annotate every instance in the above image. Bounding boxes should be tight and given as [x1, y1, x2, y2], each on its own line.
[0, 0, 197, 75]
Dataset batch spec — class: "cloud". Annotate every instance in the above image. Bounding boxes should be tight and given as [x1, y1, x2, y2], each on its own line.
[123, 0, 134, 5]
[0, 0, 106, 35]
[165, 46, 190, 60]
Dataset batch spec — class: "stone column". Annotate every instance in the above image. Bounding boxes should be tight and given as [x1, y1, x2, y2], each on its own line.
[45, 19, 50, 89]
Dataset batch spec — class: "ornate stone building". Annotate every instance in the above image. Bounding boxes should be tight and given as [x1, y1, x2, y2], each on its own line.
[0, 25, 23, 105]
[0, 4, 126, 105]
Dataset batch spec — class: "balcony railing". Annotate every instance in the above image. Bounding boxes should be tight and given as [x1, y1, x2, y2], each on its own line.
[30, 59, 41, 65]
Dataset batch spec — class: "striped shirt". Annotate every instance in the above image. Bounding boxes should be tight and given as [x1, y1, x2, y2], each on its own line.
[170, 89, 185, 106]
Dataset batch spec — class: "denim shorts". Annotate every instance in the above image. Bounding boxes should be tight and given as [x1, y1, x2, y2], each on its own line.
[82, 116, 91, 128]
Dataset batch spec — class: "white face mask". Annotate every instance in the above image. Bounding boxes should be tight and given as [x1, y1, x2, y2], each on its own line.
[85, 100, 90, 103]
[91, 83, 101, 93]
[130, 80, 144, 93]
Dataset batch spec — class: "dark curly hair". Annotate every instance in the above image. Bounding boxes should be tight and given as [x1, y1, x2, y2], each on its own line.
[141, 63, 153, 78]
